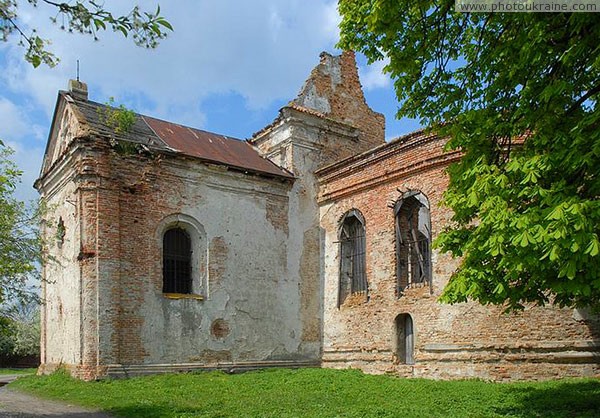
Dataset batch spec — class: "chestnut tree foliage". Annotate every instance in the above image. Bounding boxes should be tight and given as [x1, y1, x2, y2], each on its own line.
[0, 0, 172, 67]
[339, 1, 600, 310]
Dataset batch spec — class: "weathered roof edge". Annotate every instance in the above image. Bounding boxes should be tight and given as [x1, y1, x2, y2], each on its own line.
[40, 89, 294, 183]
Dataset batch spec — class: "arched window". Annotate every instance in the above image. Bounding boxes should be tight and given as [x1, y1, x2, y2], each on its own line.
[338, 209, 367, 306]
[395, 191, 431, 295]
[163, 227, 192, 294]
[395, 313, 414, 364]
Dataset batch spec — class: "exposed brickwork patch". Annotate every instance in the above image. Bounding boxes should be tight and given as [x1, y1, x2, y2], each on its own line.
[266, 198, 289, 235]
[211, 319, 230, 339]
[300, 227, 321, 343]
[209, 236, 228, 287]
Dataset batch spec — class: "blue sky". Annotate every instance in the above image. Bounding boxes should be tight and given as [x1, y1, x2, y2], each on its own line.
[0, 0, 422, 203]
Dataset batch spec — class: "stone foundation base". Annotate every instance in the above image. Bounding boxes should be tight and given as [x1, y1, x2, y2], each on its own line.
[39, 360, 321, 380]
[322, 346, 600, 381]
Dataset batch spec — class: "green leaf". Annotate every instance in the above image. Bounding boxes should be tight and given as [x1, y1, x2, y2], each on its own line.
[585, 239, 599, 257]
[571, 241, 579, 253]
[30, 55, 41, 68]
[157, 18, 173, 31]
[94, 18, 106, 30]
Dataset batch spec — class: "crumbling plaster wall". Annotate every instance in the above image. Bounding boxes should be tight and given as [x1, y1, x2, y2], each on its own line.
[81, 142, 320, 376]
[39, 175, 82, 369]
[38, 101, 322, 379]
[37, 101, 103, 378]
[251, 118, 325, 358]
[318, 132, 600, 381]
[39, 90, 326, 379]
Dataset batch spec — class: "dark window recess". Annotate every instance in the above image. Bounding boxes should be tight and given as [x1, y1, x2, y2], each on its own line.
[395, 313, 415, 364]
[56, 217, 66, 247]
[163, 228, 192, 294]
[339, 210, 367, 305]
[395, 192, 432, 295]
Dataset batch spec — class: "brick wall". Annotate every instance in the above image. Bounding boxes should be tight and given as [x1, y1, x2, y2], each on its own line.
[318, 131, 600, 381]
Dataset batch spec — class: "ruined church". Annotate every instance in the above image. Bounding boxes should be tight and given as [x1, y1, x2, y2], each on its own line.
[36, 52, 600, 381]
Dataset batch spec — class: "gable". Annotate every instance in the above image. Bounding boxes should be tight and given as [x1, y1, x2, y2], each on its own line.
[39, 93, 90, 179]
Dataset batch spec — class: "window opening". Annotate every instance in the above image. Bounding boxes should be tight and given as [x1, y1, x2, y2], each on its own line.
[56, 217, 66, 247]
[163, 227, 192, 294]
[339, 209, 367, 306]
[395, 192, 432, 295]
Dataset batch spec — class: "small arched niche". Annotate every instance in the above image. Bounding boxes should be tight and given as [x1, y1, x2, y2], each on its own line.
[394, 313, 415, 365]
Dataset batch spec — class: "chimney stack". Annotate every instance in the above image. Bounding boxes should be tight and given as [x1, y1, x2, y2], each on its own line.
[68, 79, 88, 100]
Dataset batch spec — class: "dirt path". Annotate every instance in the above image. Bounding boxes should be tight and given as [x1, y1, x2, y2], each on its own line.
[0, 375, 113, 418]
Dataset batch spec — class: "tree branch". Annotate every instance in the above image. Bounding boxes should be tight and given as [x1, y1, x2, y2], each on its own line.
[567, 83, 600, 114]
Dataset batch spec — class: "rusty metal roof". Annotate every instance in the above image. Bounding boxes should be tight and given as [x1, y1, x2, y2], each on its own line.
[143, 116, 291, 178]
[63, 91, 292, 179]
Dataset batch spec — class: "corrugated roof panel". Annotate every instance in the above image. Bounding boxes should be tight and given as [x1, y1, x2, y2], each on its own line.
[141, 116, 292, 179]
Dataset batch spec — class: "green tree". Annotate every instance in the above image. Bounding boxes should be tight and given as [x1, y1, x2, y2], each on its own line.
[339, 1, 600, 310]
[0, 145, 40, 304]
[0, 299, 40, 358]
[0, 0, 172, 67]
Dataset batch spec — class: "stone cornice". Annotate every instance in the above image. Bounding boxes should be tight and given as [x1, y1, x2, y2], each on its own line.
[317, 150, 461, 204]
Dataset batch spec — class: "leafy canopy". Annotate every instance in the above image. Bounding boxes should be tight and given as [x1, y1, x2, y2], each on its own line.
[0, 0, 173, 67]
[0, 299, 40, 358]
[339, 1, 600, 310]
[0, 145, 40, 305]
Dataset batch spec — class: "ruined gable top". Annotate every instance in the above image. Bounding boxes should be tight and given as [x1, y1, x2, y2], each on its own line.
[41, 88, 293, 181]
[250, 51, 385, 145]
[290, 51, 381, 120]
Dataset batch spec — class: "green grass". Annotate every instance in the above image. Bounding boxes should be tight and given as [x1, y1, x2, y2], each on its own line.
[0, 367, 36, 375]
[9, 368, 600, 417]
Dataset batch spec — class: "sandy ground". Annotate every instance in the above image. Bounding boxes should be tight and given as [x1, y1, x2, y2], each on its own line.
[0, 375, 113, 418]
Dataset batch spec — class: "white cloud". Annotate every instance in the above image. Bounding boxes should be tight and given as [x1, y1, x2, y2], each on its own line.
[0, 98, 30, 140]
[320, 1, 342, 41]
[359, 59, 392, 91]
[1, 0, 341, 120]
[0, 96, 46, 142]
[4, 140, 44, 203]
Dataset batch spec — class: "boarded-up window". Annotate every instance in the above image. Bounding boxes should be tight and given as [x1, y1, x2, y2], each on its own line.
[395, 313, 414, 364]
[395, 192, 431, 295]
[339, 209, 367, 306]
[163, 228, 192, 294]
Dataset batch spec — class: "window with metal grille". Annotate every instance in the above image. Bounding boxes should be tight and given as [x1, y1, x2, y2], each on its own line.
[395, 192, 432, 295]
[163, 227, 192, 294]
[338, 209, 367, 306]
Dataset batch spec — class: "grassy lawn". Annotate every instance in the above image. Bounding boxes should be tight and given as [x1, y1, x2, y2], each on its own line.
[0, 367, 37, 375]
[9, 368, 600, 417]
